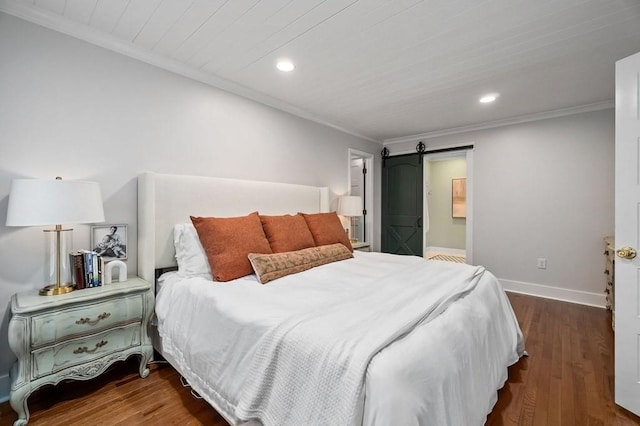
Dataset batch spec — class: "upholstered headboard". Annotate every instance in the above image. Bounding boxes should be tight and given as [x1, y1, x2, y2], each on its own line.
[137, 172, 330, 287]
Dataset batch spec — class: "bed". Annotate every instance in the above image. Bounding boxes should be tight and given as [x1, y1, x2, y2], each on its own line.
[138, 172, 525, 426]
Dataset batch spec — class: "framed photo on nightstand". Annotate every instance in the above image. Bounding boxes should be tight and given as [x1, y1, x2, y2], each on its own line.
[91, 224, 127, 261]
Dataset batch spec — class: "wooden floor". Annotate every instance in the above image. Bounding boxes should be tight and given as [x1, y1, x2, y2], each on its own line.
[1, 292, 639, 425]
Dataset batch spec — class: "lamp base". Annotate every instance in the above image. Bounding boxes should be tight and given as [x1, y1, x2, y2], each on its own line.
[39, 283, 75, 296]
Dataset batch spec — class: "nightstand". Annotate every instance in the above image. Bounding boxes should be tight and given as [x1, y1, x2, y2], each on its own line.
[352, 241, 371, 252]
[8, 277, 154, 426]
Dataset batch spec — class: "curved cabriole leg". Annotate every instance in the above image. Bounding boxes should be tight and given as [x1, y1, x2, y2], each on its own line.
[9, 386, 30, 426]
[139, 348, 153, 378]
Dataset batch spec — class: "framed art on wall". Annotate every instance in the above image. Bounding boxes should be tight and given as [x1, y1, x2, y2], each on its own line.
[91, 224, 127, 261]
[452, 178, 467, 218]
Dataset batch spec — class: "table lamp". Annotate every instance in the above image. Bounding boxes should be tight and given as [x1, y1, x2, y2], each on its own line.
[6, 177, 105, 295]
[337, 195, 363, 243]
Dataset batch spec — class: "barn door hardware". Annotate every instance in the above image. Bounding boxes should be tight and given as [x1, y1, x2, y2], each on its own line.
[381, 147, 390, 168]
[416, 141, 426, 163]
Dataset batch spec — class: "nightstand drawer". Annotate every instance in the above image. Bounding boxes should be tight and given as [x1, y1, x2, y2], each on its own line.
[31, 323, 142, 380]
[31, 295, 144, 347]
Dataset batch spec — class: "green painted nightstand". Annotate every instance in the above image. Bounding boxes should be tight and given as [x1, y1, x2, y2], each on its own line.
[8, 277, 153, 426]
[352, 242, 371, 252]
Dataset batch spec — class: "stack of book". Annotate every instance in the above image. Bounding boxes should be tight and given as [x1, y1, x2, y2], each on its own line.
[70, 250, 104, 289]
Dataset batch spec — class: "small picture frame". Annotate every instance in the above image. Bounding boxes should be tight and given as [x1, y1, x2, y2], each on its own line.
[91, 224, 127, 261]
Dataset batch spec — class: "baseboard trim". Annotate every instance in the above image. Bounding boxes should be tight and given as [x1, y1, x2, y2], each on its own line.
[500, 278, 606, 308]
[425, 246, 466, 256]
[0, 373, 9, 403]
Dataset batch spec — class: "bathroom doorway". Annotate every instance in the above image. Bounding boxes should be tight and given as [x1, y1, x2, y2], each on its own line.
[423, 149, 473, 264]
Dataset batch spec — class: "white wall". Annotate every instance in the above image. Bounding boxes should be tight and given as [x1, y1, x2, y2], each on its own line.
[0, 13, 381, 400]
[389, 109, 615, 306]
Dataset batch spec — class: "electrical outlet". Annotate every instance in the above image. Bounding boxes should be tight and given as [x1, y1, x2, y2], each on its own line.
[537, 258, 547, 269]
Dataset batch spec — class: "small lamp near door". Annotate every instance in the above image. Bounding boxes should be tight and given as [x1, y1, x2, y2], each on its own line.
[6, 177, 105, 296]
[338, 195, 363, 243]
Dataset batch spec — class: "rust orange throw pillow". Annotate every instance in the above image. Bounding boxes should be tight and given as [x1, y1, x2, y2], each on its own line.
[300, 212, 353, 252]
[260, 214, 316, 253]
[248, 243, 353, 284]
[191, 212, 272, 282]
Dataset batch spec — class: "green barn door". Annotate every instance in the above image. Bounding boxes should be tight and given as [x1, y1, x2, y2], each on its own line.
[382, 154, 423, 255]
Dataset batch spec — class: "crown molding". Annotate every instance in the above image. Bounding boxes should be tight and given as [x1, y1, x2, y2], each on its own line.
[0, 0, 380, 144]
[383, 100, 614, 145]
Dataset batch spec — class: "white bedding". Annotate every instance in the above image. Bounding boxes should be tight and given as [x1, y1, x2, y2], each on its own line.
[155, 252, 524, 425]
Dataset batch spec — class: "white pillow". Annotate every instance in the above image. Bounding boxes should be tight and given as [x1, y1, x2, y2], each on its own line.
[173, 223, 212, 279]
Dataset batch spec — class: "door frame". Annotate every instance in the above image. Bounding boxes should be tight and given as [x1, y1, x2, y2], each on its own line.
[348, 149, 374, 246]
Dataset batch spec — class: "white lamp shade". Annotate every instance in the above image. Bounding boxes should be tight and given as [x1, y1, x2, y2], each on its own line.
[338, 195, 363, 217]
[6, 178, 105, 226]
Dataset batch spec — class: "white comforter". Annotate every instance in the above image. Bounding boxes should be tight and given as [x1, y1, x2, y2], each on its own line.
[156, 252, 524, 426]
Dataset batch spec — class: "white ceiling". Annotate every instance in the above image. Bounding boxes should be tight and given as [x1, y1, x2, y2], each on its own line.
[2, 0, 640, 143]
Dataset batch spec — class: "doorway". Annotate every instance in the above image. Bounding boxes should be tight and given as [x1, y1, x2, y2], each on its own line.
[424, 152, 468, 262]
[348, 149, 374, 245]
[380, 146, 473, 261]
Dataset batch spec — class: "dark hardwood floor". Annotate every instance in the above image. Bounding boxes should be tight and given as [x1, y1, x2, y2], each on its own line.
[1, 292, 639, 425]
[486, 293, 638, 426]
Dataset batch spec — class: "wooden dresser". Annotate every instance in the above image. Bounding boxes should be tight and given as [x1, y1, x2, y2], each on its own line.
[604, 236, 615, 329]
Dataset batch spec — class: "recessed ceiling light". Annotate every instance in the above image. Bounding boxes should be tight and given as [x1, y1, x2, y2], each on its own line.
[276, 60, 295, 72]
[479, 93, 499, 103]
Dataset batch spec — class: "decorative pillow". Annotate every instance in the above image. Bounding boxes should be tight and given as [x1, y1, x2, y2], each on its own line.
[300, 212, 353, 252]
[191, 212, 272, 282]
[248, 243, 353, 284]
[173, 223, 212, 279]
[260, 214, 316, 253]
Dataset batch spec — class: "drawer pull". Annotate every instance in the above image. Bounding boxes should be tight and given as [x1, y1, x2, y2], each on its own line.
[73, 340, 108, 354]
[76, 312, 111, 326]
